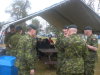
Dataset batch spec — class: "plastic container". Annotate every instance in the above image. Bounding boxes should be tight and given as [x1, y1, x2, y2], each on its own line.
[0, 56, 18, 75]
[0, 66, 18, 75]
[0, 56, 16, 66]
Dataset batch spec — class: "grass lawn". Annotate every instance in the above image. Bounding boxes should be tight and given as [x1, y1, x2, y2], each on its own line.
[36, 45, 100, 75]
[95, 44, 100, 75]
[36, 61, 56, 75]
[0, 44, 100, 75]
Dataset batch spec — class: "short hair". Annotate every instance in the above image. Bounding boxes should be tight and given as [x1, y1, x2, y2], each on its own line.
[9, 25, 15, 29]
[15, 26, 22, 32]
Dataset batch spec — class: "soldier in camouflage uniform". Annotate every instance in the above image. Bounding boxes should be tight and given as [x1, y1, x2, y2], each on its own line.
[56, 25, 88, 75]
[55, 26, 69, 75]
[4, 25, 16, 53]
[8, 26, 23, 56]
[84, 26, 98, 75]
[16, 24, 37, 75]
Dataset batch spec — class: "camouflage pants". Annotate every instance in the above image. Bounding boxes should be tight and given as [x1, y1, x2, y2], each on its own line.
[57, 72, 84, 75]
[16, 59, 31, 75]
[18, 70, 29, 75]
[84, 61, 95, 75]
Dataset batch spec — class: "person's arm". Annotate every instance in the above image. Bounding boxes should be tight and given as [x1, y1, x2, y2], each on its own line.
[82, 42, 89, 62]
[55, 37, 64, 50]
[87, 37, 98, 51]
[87, 45, 97, 51]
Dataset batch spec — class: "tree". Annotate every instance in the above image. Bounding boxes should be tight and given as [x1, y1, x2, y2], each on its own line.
[32, 19, 42, 33]
[6, 0, 31, 27]
[97, 0, 100, 11]
[87, 0, 95, 9]
[82, 0, 100, 10]
[45, 24, 59, 36]
[0, 22, 6, 30]
[6, 0, 30, 20]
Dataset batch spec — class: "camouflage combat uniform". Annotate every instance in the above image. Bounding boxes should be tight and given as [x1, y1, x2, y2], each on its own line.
[4, 32, 16, 55]
[4, 32, 15, 49]
[85, 35, 98, 75]
[7, 33, 22, 56]
[55, 33, 68, 75]
[15, 34, 37, 75]
[56, 34, 88, 75]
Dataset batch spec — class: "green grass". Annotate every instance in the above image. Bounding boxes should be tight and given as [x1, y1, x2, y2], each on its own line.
[36, 61, 56, 75]
[0, 44, 99, 75]
[36, 45, 100, 75]
[94, 45, 100, 75]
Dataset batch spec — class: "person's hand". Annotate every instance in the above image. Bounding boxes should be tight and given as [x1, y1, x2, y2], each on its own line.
[87, 45, 97, 51]
[30, 69, 35, 75]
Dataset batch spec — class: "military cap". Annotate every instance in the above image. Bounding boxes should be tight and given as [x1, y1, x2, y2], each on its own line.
[84, 26, 92, 30]
[15, 26, 22, 31]
[68, 24, 77, 29]
[28, 24, 37, 30]
[63, 26, 69, 29]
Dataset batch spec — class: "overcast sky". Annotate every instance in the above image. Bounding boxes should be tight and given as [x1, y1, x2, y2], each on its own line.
[0, 0, 63, 22]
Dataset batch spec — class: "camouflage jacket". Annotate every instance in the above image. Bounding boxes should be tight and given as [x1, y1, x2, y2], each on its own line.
[87, 35, 98, 48]
[4, 32, 15, 48]
[55, 33, 67, 62]
[86, 34, 98, 61]
[9, 33, 22, 50]
[16, 34, 37, 69]
[57, 34, 88, 74]
[6, 33, 22, 56]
